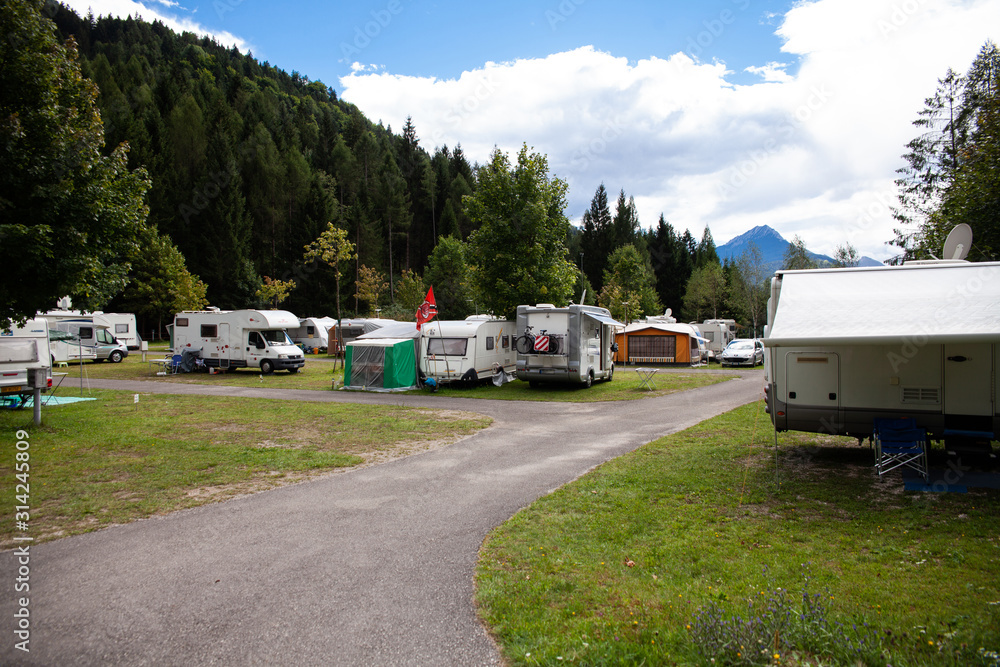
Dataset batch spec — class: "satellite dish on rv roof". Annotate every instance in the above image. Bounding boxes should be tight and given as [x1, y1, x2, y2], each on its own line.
[943, 223, 973, 260]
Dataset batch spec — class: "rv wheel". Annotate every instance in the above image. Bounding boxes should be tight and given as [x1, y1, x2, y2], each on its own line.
[606, 365, 614, 382]
[260, 359, 275, 374]
[584, 371, 593, 388]
[108, 350, 124, 363]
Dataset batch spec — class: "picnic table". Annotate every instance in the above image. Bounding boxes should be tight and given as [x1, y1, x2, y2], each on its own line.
[633, 367, 659, 391]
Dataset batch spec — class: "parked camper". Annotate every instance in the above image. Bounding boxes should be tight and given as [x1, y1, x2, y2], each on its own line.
[695, 319, 737, 361]
[171, 309, 305, 373]
[420, 316, 515, 384]
[38, 313, 128, 363]
[288, 317, 337, 352]
[613, 320, 706, 366]
[1, 319, 53, 406]
[763, 260, 1000, 440]
[96, 312, 141, 349]
[515, 304, 621, 387]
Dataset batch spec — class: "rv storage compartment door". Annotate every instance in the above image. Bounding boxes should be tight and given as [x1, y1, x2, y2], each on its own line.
[944, 343, 993, 418]
[785, 352, 839, 406]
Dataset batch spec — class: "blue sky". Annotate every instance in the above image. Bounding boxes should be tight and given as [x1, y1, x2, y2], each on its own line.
[62, 0, 1000, 261]
[194, 1, 796, 86]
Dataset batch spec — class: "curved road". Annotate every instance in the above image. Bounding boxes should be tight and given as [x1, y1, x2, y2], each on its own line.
[2, 372, 762, 666]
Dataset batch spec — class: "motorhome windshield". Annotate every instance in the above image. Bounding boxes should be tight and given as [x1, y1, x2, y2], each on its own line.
[261, 329, 293, 345]
[427, 338, 468, 356]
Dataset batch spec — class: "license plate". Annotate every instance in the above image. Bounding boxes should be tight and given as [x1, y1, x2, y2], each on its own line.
[1, 385, 23, 394]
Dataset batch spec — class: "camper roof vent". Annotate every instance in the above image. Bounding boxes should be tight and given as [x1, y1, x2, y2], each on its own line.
[535, 303, 555, 309]
[206, 306, 221, 312]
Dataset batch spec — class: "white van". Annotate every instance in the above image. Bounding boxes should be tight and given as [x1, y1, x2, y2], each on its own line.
[38, 313, 128, 363]
[171, 309, 305, 374]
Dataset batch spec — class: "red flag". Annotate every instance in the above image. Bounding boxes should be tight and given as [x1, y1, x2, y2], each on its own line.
[415, 286, 437, 331]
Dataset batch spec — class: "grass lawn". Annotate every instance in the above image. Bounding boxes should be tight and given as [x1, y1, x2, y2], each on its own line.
[0, 390, 490, 548]
[59, 353, 741, 401]
[57, 353, 343, 391]
[476, 401, 1000, 666]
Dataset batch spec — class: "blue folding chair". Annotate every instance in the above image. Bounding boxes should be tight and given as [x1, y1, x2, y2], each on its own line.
[874, 418, 929, 482]
[168, 354, 183, 374]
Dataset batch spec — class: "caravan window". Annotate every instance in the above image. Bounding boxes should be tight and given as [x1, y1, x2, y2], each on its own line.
[486, 336, 495, 351]
[78, 326, 93, 339]
[427, 337, 468, 356]
[115, 323, 129, 334]
[176, 318, 189, 327]
[201, 324, 218, 338]
[502, 335, 509, 349]
[306, 326, 315, 335]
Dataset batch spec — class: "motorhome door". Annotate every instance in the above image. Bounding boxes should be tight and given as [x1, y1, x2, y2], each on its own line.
[218, 323, 230, 368]
[944, 343, 993, 417]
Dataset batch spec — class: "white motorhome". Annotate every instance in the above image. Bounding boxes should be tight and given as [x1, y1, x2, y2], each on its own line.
[515, 304, 621, 388]
[419, 316, 515, 384]
[37, 312, 128, 363]
[171, 309, 305, 374]
[1, 319, 52, 411]
[695, 319, 737, 360]
[287, 317, 337, 352]
[763, 260, 1000, 441]
[97, 312, 141, 349]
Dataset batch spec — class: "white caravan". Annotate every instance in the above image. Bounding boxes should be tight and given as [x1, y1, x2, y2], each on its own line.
[696, 319, 737, 360]
[287, 317, 337, 352]
[515, 304, 621, 388]
[96, 312, 141, 349]
[171, 309, 305, 373]
[419, 316, 515, 384]
[763, 260, 1000, 440]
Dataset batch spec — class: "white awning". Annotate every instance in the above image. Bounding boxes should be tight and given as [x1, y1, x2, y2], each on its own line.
[765, 262, 1000, 347]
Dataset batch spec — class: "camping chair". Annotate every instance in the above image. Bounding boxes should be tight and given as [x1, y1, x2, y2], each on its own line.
[168, 354, 183, 374]
[874, 418, 929, 482]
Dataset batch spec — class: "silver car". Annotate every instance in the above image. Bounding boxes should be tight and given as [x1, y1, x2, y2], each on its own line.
[720, 339, 763, 367]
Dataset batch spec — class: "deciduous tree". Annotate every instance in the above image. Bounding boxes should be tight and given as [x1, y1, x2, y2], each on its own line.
[465, 145, 576, 319]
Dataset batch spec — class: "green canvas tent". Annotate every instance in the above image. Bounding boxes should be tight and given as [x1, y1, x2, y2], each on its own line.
[343, 338, 418, 391]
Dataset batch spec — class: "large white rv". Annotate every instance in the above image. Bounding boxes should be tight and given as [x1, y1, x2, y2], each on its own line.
[515, 304, 621, 388]
[763, 260, 1000, 440]
[171, 309, 305, 373]
[419, 316, 515, 384]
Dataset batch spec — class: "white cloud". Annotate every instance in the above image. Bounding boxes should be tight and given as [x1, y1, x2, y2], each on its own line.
[340, 0, 1000, 261]
[60, 0, 251, 53]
